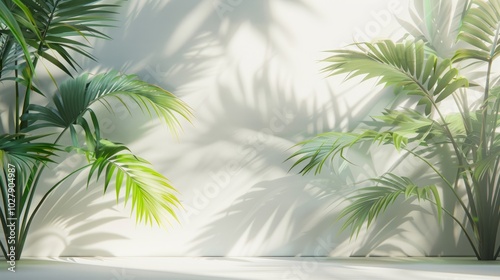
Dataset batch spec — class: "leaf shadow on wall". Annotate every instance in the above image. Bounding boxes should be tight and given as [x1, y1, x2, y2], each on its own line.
[180, 35, 474, 255]
[90, 0, 316, 96]
[23, 164, 129, 257]
[180, 48, 432, 256]
[116, 0, 439, 256]
[79, 0, 470, 257]
[186, 175, 350, 256]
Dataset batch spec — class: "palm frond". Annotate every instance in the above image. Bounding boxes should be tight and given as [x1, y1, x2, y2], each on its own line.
[25, 0, 120, 74]
[453, 0, 500, 63]
[372, 109, 446, 140]
[88, 138, 181, 225]
[0, 134, 60, 201]
[0, 133, 58, 183]
[1, 0, 120, 77]
[289, 0, 500, 261]
[324, 40, 469, 115]
[288, 132, 359, 175]
[0, 0, 35, 73]
[339, 173, 442, 237]
[288, 109, 444, 175]
[22, 71, 192, 136]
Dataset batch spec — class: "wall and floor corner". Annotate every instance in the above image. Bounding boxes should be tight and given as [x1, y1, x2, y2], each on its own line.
[1, 0, 478, 259]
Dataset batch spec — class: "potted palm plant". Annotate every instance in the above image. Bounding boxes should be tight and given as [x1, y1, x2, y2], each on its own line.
[0, 0, 191, 261]
[289, 0, 500, 260]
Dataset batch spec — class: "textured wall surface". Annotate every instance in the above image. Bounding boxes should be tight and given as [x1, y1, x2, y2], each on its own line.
[20, 0, 473, 257]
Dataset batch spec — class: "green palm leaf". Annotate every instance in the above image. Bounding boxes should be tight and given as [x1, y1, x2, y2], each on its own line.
[22, 71, 192, 138]
[453, 0, 500, 62]
[339, 173, 442, 236]
[289, 0, 500, 260]
[0, 134, 58, 168]
[88, 139, 181, 225]
[17, 0, 120, 75]
[0, 0, 36, 73]
[288, 109, 443, 175]
[324, 40, 469, 115]
[0, 133, 58, 229]
[1, 0, 119, 79]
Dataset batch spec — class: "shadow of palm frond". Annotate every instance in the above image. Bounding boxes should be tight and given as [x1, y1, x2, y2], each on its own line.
[351, 203, 432, 257]
[90, 0, 320, 101]
[397, 0, 467, 58]
[64, 0, 449, 258]
[187, 175, 353, 256]
[23, 162, 129, 257]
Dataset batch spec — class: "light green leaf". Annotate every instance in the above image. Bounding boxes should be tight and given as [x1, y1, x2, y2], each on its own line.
[454, 0, 500, 63]
[88, 139, 181, 225]
[323, 40, 467, 112]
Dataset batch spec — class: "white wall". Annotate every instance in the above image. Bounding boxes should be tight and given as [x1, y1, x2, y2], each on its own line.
[22, 0, 474, 257]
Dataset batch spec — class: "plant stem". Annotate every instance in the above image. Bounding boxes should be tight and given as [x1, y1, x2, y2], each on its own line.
[0, 239, 7, 260]
[16, 126, 71, 258]
[405, 148, 474, 222]
[15, 58, 19, 134]
[440, 204, 480, 259]
[18, 164, 90, 255]
[0, 173, 8, 260]
[425, 91, 479, 225]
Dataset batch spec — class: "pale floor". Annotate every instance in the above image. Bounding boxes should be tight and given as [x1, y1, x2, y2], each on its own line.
[1, 257, 499, 280]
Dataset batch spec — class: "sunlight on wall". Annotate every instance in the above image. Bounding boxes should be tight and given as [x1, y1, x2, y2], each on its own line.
[18, 0, 476, 258]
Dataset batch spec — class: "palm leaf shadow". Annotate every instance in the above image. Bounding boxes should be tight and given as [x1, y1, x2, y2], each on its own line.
[396, 0, 467, 58]
[187, 175, 353, 256]
[24, 163, 129, 257]
[49, 0, 462, 258]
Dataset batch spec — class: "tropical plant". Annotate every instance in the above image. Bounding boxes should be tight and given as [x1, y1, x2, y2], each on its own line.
[289, 0, 500, 260]
[0, 0, 191, 260]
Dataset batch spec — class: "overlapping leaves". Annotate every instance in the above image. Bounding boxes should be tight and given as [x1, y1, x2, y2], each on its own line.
[0, 0, 35, 76]
[2, 0, 120, 76]
[0, 0, 192, 260]
[289, 0, 500, 260]
[19, 70, 191, 225]
[0, 134, 57, 169]
[288, 109, 443, 175]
